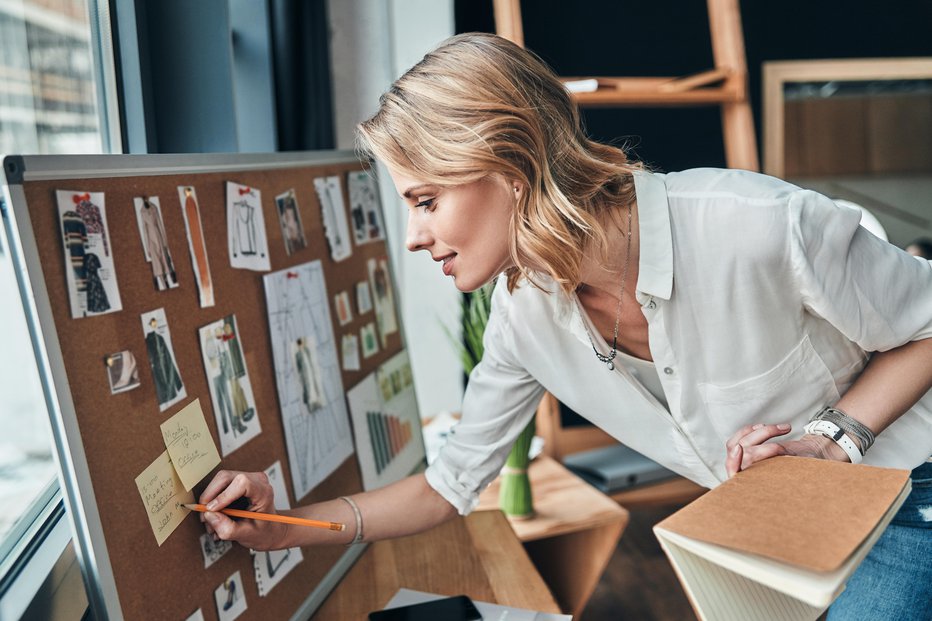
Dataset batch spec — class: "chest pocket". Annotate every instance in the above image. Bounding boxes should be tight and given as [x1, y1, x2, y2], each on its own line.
[697, 335, 840, 439]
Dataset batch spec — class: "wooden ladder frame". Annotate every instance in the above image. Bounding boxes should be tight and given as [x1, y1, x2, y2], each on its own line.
[493, 0, 760, 171]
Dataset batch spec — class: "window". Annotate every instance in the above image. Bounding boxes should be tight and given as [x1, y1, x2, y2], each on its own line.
[0, 0, 115, 613]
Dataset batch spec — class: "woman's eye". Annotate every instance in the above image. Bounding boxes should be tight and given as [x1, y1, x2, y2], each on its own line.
[414, 198, 434, 209]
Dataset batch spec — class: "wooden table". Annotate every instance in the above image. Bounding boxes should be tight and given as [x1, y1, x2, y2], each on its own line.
[477, 455, 630, 618]
[312, 510, 561, 619]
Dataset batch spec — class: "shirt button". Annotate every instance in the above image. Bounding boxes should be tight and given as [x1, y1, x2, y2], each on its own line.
[647, 300, 657, 309]
[663, 367, 674, 375]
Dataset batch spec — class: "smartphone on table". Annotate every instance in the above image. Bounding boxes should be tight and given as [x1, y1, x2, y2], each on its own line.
[368, 594, 483, 620]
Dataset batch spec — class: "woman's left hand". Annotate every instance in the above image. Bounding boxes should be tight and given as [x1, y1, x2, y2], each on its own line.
[725, 423, 849, 477]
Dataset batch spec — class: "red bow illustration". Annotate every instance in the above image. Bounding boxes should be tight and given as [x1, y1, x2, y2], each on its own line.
[221, 333, 236, 342]
[286, 271, 299, 279]
[238, 187, 252, 196]
[72, 193, 91, 203]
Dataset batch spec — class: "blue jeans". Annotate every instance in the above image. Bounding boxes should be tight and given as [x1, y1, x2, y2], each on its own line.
[827, 460, 932, 621]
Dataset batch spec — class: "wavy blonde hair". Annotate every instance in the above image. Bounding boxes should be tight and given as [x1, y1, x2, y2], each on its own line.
[357, 32, 641, 293]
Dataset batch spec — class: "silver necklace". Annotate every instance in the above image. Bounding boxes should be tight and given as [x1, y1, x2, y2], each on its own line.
[581, 202, 632, 371]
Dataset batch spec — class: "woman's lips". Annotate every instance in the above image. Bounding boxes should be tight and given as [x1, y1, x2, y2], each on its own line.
[442, 255, 455, 276]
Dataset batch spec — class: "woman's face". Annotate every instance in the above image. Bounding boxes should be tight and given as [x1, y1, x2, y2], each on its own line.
[388, 167, 517, 292]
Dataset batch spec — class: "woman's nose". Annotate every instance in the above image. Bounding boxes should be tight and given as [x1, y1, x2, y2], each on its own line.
[405, 214, 431, 252]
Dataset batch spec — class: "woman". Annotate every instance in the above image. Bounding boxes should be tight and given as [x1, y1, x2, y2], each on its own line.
[200, 33, 932, 618]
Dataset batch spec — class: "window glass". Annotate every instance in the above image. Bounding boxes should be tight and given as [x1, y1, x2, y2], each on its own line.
[0, 0, 104, 555]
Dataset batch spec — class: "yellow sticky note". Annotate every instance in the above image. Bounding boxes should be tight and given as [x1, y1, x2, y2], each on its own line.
[160, 399, 222, 492]
[135, 449, 194, 546]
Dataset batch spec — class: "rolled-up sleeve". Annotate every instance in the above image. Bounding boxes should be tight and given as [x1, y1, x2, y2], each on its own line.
[424, 283, 546, 515]
[789, 189, 932, 351]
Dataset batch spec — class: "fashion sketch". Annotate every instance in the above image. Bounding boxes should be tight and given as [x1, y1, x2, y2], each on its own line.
[263, 260, 353, 500]
[347, 170, 385, 244]
[140, 308, 186, 412]
[213, 571, 247, 621]
[199, 532, 232, 569]
[199, 314, 261, 457]
[134, 196, 178, 290]
[313, 176, 353, 262]
[56, 190, 123, 318]
[347, 351, 424, 491]
[252, 461, 303, 596]
[367, 257, 398, 347]
[226, 182, 271, 271]
[178, 186, 214, 308]
[275, 189, 308, 256]
[105, 350, 140, 394]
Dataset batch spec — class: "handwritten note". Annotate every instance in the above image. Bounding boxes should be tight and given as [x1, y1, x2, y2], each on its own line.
[135, 449, 194, 546]
[160, 399, 221, 491]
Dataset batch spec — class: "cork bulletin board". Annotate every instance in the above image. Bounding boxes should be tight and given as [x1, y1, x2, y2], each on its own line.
[0, 152, 426, 621]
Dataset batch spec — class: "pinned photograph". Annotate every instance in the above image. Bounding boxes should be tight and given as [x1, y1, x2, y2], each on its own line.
[141, 308, 186, 412]
[199, 532, 232, 569]
[178, 186, 215, 308]
[347, 170, 385, 244]
[347, 351, 424, 490]
[367, 257, 398, 347]
[313, 176, 352, 262]
[253, 461, 304, 596]
[355, 280, 373, 315]
[214, 570, 247, 621]
[133, 196, 178, 290]
[264, 261, 354, 499]
[275, 189, 307, 256]
[334, 291, 353, 326]
[227, 182, 271, 271]
[341, 334, 360, 372]
[105, 350, 140, 394]
[198, 314, 262, 456]
[56, 190, 122, 318]
[361, 323, 379, 359]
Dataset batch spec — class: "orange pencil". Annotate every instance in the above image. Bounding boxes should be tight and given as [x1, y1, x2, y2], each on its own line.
[182, 503, 345, 531]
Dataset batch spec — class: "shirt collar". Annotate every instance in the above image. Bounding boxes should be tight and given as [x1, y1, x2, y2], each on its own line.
[632, 170, 674, 302]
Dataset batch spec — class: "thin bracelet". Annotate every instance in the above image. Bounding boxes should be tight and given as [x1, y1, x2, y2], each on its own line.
[339, 496, 364, 546]
[812, 406, 875, 455]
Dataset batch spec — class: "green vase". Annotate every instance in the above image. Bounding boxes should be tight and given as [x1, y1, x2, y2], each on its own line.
[499, 417, 535, 519]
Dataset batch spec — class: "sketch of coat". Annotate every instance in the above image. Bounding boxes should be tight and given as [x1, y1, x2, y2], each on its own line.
[224, 332, 246, 378]
[140, 200, 176, 288]
[75, 198, 109, 256]
[233, 201, 258, 256]
[146, 330, 183, 405]
[62, 211, 88, 293]
[295, 342, 324, 412]
[206, 336, 235, 433]
[83, 253, 110, 313]
[280, 197, 304, 249]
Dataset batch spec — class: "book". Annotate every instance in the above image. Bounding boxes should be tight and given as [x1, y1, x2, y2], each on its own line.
[653, 456, 911, 621]
[562, 443, 676, 493]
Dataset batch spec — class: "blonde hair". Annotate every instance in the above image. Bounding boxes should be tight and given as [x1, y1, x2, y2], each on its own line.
[357, 32, 641, 293]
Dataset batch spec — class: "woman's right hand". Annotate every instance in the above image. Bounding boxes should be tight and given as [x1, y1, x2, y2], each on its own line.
[199, 470, 288, 551]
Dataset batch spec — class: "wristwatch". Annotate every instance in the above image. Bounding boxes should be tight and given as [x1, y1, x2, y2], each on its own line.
[803, 419, 863, 464]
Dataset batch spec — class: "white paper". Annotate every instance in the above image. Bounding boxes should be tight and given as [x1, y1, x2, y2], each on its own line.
[227, 182, 271, 271]
[253, 461, 304, 596]
[214, 570, 248, 621]
[341, 334, 361, 371]
[263, 261, 355, 500]
[274, 189, 308, 255]
[199, 532, 232, 569]
[367, 257, 398, 346]
[314, 175, 353, 262]
[133, 196, 179, 290]
[347, 170, 386, 244]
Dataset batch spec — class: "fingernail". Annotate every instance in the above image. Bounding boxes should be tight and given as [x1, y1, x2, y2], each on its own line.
[752, 424, 763, 430]
[778, 423, 791, 431]
[731, 445, 741, 457]
[206, 501, 218, 511]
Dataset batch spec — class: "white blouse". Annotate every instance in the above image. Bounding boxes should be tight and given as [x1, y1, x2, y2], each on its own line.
[425, 168, 932, 515]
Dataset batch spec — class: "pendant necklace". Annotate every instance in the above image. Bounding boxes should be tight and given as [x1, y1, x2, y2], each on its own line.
[581, 202, 632, 371]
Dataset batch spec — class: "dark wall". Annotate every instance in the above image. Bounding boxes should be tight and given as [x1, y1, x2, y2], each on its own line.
[456, 1, 932, 172]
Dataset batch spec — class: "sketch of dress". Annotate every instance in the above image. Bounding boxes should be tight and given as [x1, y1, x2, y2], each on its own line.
[184, 189, 213, 303]
[62, 211, 88, 294]
[75, 195, 109, 256]
[294, 340, 324, 413]
[233, 201, 258, 256]
[223, 326, 246, 378]
[83, 253, 110, 313]
[146, 330, 183, 405]
[140, 199, 176, 289]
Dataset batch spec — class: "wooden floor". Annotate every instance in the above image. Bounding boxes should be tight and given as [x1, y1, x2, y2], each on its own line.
[579, 505, 697, 621]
